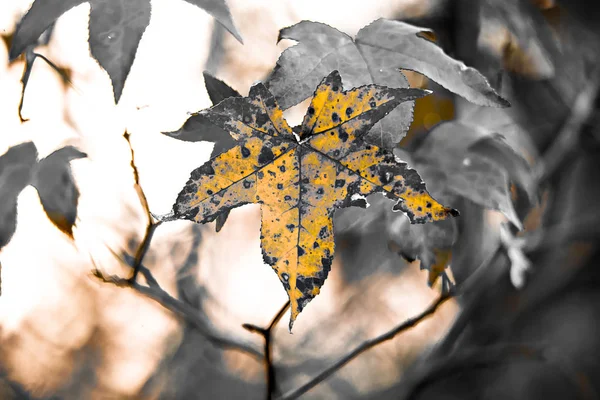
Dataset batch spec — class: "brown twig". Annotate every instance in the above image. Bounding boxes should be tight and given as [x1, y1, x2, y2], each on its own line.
[277, 291, 455, 400]
[122, 131, 157, 284]
[243, 301, 290, 400]
[93, 268, 263, 360]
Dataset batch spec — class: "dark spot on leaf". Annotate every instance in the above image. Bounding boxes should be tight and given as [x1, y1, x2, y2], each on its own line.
[193, 163, 214, 178]
[268, 170, 276, 177]
[284, 195, 291, 201]
[313, 241, 319, 249]
[207, 189, 213, 195]
[258, 146, 275, 164]
[241, 146, 251, 158]
[257, 171, 264, 179]
[243, 180, 252, 189]
[332, 113, 339, 123]
[308, 107, 315, 115]
[426, 202, 432, 208]
[255, 113, 269, 127]
[277, 183, 283, 189]
[298, 246, 305, 256]
[286, 224, 295, 232]
[332, 85, 339, 92]
[345, 107, 353, 117]
[279, 165, 286, 172]
[319, 226, 327, 239]
[339, 129, 349, 142]
[335, 179, 345, 188]
[316, 188, 324, 195]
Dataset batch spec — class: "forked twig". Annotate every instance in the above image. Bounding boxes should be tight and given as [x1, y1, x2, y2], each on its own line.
[93, 267, 263, 360]
[243, 301, 291, 400]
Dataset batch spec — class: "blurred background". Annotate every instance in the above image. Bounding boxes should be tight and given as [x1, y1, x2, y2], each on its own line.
[1, 0, 599, 398]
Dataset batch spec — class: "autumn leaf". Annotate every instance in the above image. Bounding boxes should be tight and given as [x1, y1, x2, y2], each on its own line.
[164, 72, 241, 232]
[9, 0, 243, 102]
[171, 70, 457, 329]
[387, 191, 458, 287]
[266, 19, 509, 148]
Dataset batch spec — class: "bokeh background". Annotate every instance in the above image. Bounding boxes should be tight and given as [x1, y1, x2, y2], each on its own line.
[1, 0, 599, 399]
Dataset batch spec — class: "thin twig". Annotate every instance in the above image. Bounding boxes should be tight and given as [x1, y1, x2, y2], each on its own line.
[243, 301, 290, 400]
[122, 131, 157, 283]
[93, 268, 263, 360]
[278, 291, 455, 400]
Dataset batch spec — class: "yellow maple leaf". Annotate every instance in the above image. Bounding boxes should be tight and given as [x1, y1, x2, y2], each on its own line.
[173, 71, 457, 329]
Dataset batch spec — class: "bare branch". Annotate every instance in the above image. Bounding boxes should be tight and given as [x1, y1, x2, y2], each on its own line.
[93, 268, 263, 360]
[278, 292, 454, 400]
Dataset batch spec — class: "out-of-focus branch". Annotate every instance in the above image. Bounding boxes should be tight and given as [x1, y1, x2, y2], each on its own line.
[93, 132, 263, 360]
[279, 240, 508, 400]
[278, 291, 455, 400]
[399, 343, 597, 400]
[535, 80, 599, 184]
[243, 301, 290, 400]
[93, 267, 263, 360]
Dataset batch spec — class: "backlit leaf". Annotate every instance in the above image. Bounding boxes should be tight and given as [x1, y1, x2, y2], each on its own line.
[0, 142, 38, 251]
[172, 71, 457, 329]
[10, 0, 242, 103]
[30, 147, 87, 238]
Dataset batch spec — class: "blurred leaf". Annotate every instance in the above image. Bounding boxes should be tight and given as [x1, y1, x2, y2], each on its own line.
[480, 0, 557, 80]
[468, 133, 537, 204]
[414, 121, 524, 229]
[384, 191, 458, 286]
[0, 142, 38, 251]
[30, 146, 86, 238]
[10, 0, 242, 103]
[266, 19, 508, 148]
[171, 71, 453, 328]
